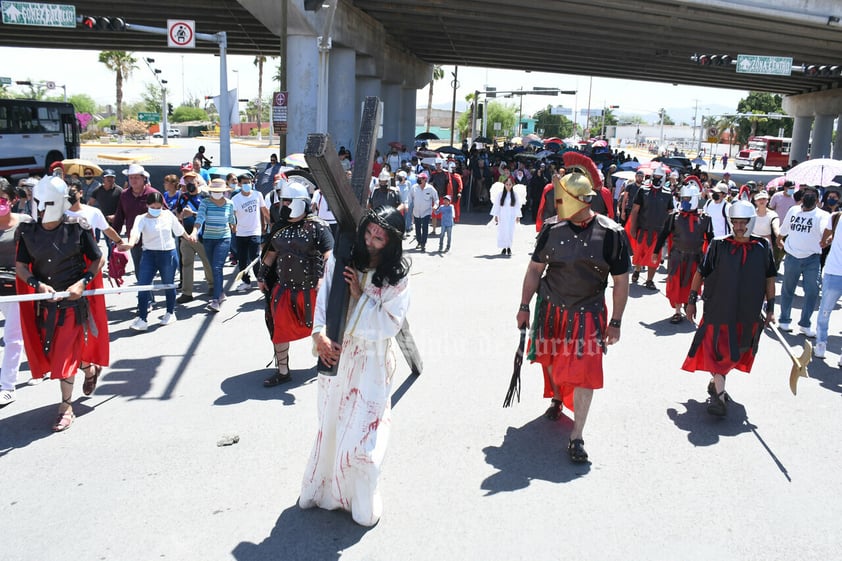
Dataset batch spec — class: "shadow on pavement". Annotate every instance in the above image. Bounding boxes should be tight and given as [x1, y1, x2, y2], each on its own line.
[214, 366, 318, 407]
[667, 397, 756, 446]
[481, 414, 590, 495]
[0, 399, 95, 458]
[638, 316, 698, 336]
[231, 503, 371, 561]
[94, 356, 165, 399]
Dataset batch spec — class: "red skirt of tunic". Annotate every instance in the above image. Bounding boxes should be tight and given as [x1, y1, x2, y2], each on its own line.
[270, 286, 317, 343]
[527, 305, 606, 412]
[681, 320, 760, 375]
[665, 256, 699, 308]
[632, 229, 661, 269]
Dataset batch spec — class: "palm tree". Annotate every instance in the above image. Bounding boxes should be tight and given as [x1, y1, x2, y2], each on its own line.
[254, 54, 267, 141]
[425, 65, 445, 133]
[98, 51, 138, 124]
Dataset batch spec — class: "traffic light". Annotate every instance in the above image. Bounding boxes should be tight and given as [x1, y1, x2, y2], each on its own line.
[710, 54, 731, 66]
[486, 87, 496, 98]
[79, 15, 126, 31]
[693, 54, 732, 66]
[167, 103, 174, 117]
[694, 54, 711, 65]
[608, 105, 620, 109]
[804, 65, 819, 76]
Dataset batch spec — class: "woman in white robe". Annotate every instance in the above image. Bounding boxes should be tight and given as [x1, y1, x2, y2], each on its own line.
[490, 178, 522, 255]
[300, 208, 410, 527]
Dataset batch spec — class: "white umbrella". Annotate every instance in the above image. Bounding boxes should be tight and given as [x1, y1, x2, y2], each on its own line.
[785, 158, 842, 187]
[613, 170, 639, 181]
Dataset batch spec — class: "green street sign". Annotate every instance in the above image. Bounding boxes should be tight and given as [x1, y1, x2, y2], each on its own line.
[0, 77, 11, 86]
[138, 112, 160, 123]
[736, 54, 793, 76]
[1, 1, 76, 28]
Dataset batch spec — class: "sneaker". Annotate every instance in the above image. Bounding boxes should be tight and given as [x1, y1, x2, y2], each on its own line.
[236, 281, 251, 292]
[798, 325, 817, 338]
[176, 294, 194, 304]
[814, 342, 827, 358]
[159, 312, 177, 326]
[219, 292, 227, 303]
[130, 318, 148, 331]
[206, 299, 220, 312]
[0, 389, 16, 408]
[778, 322, 792, 332]
[837, 355, 842, 368]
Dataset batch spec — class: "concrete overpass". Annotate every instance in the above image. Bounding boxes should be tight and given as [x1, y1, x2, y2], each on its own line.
[3, 0, 842, 158]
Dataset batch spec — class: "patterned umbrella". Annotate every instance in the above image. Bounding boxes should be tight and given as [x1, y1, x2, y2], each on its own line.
[785, 158, 842, 187]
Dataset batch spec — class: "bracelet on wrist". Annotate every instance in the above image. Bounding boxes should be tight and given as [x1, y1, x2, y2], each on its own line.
[688, 290, 699, 305]
[609, 318, 622, 328]
[26, 275, 40, 289]
[81, 272, 94, 286]
[518, 303, 530, 313]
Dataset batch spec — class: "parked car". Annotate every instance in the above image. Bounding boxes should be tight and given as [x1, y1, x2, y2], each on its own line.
[152, 129, 180, 138]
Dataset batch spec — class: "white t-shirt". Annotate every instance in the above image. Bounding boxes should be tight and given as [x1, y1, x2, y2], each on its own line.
[129, 210, 185, 251]
[823, 214, 842, 275]
[704, 199, 731, 238]
[780, 205, 829, 258]
[231, 191, 268, 237]
[65, 205, 110, 233]
[311, 190, 336, 224]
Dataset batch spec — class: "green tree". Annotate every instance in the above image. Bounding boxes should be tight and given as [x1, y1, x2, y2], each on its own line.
[735, 91, 790, 143]
[456, 100, 518, 139]
[68, 93, 97, 114]
[98, 50, 138, 123]
[657, 109, 675, 126]
[588, 107, 618, 137]
[425, 65, 445, 132]
[532, 105, 574, 139]
[141, 83, 163, 114]
[171, 105, 209, 123]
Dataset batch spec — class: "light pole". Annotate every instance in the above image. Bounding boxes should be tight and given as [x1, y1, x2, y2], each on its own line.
[144, 57, 168, 145]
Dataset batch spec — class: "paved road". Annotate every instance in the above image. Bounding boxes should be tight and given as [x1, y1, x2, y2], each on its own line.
[3, 211, 841, 560]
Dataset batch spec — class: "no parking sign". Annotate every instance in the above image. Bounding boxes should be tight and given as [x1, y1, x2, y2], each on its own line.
[168, 19, 195, 49]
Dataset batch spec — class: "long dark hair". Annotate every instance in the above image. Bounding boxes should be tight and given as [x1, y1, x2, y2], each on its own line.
[352, 207, 410, 288]
[500, 183, 516, 206]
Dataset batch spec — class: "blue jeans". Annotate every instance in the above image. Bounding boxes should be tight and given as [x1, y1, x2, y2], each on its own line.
[203, 237, 231, 301]
[235, 235, 261, 282]
[405, 205, 413, 233]
[817, 272, 842, 344]
[439, 225, 452, 250]
[137, 249, 177, 320]
[780, 253, 821, 328]
[414, 215, 430, 248]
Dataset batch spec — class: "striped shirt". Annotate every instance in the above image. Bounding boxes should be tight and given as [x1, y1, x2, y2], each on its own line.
[195, 198, 235, 240]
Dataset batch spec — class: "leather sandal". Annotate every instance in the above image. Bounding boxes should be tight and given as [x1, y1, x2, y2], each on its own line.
[264, 372, 292, 387]
[53, 397, 75, 432]
[82, 364, 102, 396]
[706, 380, 730, 402]
[643, 280, 658, 290]
[544, 398, 563, 421]
[568, 438, 589, 463]
[670, 313, 683, 324]
[707, 390, 728, 417]
[631, 270, 640, 284]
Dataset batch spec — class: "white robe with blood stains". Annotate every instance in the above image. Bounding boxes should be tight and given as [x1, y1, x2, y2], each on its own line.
[299, 255, 410, 526]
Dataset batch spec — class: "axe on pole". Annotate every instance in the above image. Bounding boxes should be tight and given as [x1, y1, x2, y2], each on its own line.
[763, 314, 810, 396]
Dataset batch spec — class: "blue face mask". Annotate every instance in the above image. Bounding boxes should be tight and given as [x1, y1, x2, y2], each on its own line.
[241, 183, 252, 193]
[786, 188, 795, 196]
[680, 200, 692, 212]
[148, 207, 162, 217]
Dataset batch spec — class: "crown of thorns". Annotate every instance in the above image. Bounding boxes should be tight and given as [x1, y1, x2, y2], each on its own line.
[362, 208, 404, 237]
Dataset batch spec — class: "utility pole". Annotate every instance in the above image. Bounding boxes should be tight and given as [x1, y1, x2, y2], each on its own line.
[278, 0, 287, 160]
[449, 66, 458, 146]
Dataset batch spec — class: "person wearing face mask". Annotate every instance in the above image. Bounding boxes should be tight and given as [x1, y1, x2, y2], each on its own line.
[191, 179, 236, 312]
[654, 183, 712, 323]
[752, 191, 781, 269]
[64, 179, 124, 249]
[0, 178, 34, 407]
[777, 185, 830, 337]
[175, 177, 213, 303]
[703, 183, 732, 238]
[15, 176, 109, 431]
[628, 166, 674, 289]
[231, 173, 269, 292]
[120, 192, 191, 330]
[257, 182, 333, 387]
[769, 180, 798, 220]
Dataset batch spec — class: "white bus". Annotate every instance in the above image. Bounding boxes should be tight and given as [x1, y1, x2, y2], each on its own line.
[0, 99, 80, 178]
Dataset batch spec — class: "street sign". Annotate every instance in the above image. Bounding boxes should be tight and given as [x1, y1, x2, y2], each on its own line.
[551, 106, 572, 116]
[1, 1, 75, 27]
[45, 80, 54, 90]
[272, 91, 288, 135]
[736, 54, 793, 76]
[0, 77, 11, 86]
[138, 112, 159, 123]
[167, 19, 195, 49]
[708, 126, 718, 136]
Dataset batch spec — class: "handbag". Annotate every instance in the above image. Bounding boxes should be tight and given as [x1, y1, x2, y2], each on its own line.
[0, 269, 16, 296]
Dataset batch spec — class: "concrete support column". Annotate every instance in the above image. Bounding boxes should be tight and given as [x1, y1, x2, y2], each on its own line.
[400, 87, 416, 148]
[287, 34, 319, 155]
[327, 47, 356, 153]
[355, 77, 381, 156]
[381, 83, 401, 155]
[833, 117, 842, 159]
[811, 114, 835, 159]
[790, 115, 813, 165]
